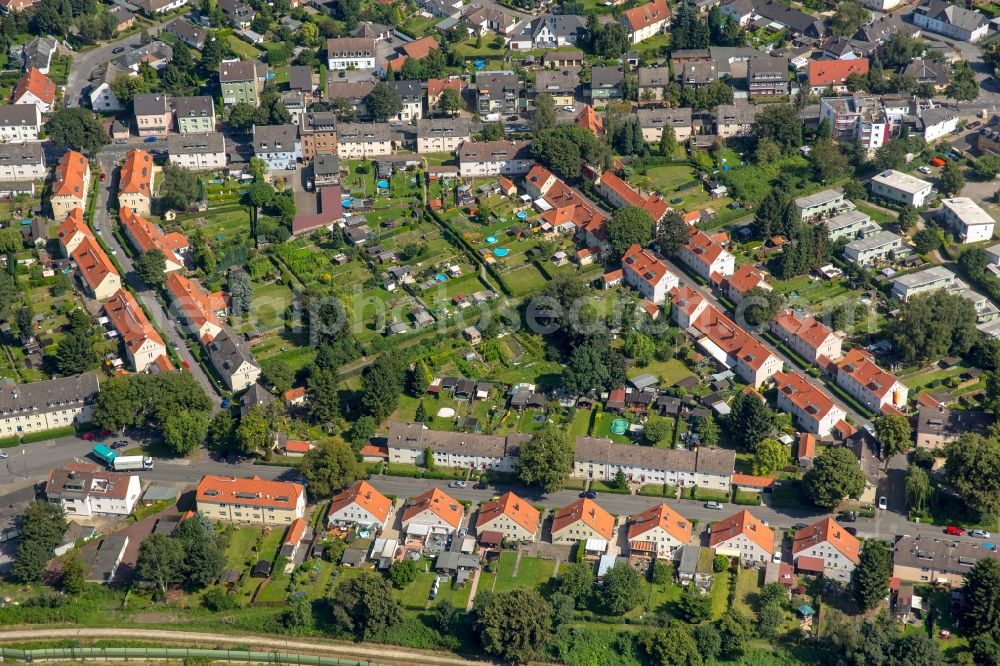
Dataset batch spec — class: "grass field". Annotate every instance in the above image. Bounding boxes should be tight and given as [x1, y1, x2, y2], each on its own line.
[493, 552, 556, 593]
[394, 568, 438, 610]
[733, 567, 761, 617]
[709, 568, 733, 619]
[628, 357, 695, 386]
[227, 35, 263, 60]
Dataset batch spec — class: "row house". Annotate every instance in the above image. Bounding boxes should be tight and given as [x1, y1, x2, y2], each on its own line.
[770, 310, 844, 363]
[0, 141, 45, 182]
[843, 230, 904, 266]
[621, 0, 671, 45]
[620, 243, 678, 305]
[533, 67, 580, 107]
[336, 122, 392, 159]
[0, 104, 41, 143]
[574, 435, 734, 491]
[196, 475, 306, 526]
[119, 206, 188, 273]
[389, 79, 422, 122]
[792, 517, 860, 581]
[104, 288, 167, 373]
[523, 165, 608, 249]
[708, 509, 774, 564]
[167, 132, 228, 171]
[833, 347, 908, 413]
[627, 503, 691, 558]
[326, 37, 376, 70]
[45, 465, 141, 518]
[893, 535, 1000, 586]
[773, 370, 846, 436]
[11, 67, 55, 113]
[794, 189, 847, 221]
[635, 108, 693, 143]
[0, 374, 99, 436]
[416, 118, 471, 153]
[164, 271, 225, 342]
[717, 264, 770, 304]
[174, 95, 216, 135]
[456, 140, 533, 178]
[327, 480, 392, 530]
[118, 148, 155, 216]
[551, 498, 614, 544]
[676, 227, 735, 280]
[133, 93, 173, 137]
[386, 421, 527, 473]
[252, 124, 300, 171]
[825, 209, 874, 241]
[890, 265, 961, 302]
[300, 111, 339, 160]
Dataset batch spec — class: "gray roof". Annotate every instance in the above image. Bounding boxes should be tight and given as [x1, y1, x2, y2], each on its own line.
[678, 544, 700, 573]
[326, 37, 376, 59]
[753, 0, 825, 35]
[855, 13, 908, 42]
[637, 66, 671, 87]
[715, 103, 761, 125]
[906, 59, 949, 85]
[303, 111, 338, 132]
[122, 41, 172, 69]
[827, 209, 872, 233]
[351, 21, 393, 38]
[326, 81, 374, 102]
[916, 0, 987, 32]
[206, 328, 258, 376]
[695, 447, 736, 476]
[845, 230, 902, 252]
[173, 95, 214, 120]
[457, 139, 531, 163]
[133, 93, 169, 116]
[389, 79, 421, 103]
[417, 117, 472, 139]
[288, 65, 314, 92]
[535, 66, 580, 95]
[748, 55, 788, 77]
[916, 405, 992, 439]
[892, 265, 955, 289]
[0, 374, 99, 416]
[241, 382, 275, 413]
[893, 535, 1000, 577]
[252, 124, 298, 152]
[591, 66, 624, 89]
[436, 551, 480, 570]
[542, 48, 583, 63]
[515, 13, 586, 41]
[0, 104, 38, 127]
[168, 132, 225, 154]
[314, 154, 341, 177]
[219, 59, 258, 83]
[88, 535, 129, 583]
[0, 141, 43, 167]
[167, 18, 206, 47]
[337, 122, 391, 143]
[636, 107, 692, 129]
[387, 421, 530, 459]
[476, 72, 519, 97]
[574, 435, 697, 472]
[795, 188, 842, 209]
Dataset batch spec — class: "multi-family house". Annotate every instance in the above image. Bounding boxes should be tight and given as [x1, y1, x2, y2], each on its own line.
[920, 106, 959, 143]
[594, 170, 669, 223]
[627, 503, 691, 558]
[794, 189, 848, 221]
[71, 236, 120, 301]
[45, 465, 141, 518]
[0, 141, 44, 182]
[792, 517, 860, 581]
[174, 96, 216, 134]
[325, 81, 374, 118]
[636, 66, 670, 104]
[533, 67, 580, 107]
[327, 480, 393, 529]
[252, 124, 300, 171]
[0, 104, 40, 142]
[0, 374, 99, 436]
[620, 243, 678, 305]
[426, 78, 463, 113]
[219, 59, 265, 106]
[196, 475, 306, 525]
[335, 123, 393, 159]
[401, 487, 463, 535]
[299, 111, 339, 160]
[11, 67, 55, 113]
[635, 108, 693, 143]
[456, 140, 533, 177]
[589, 66, 625, 102]
[476, 491, 539, 542]
[551, 498, 615, 544]
[870, 169, 933, 207]
[388, 79, 423, 122]
[939, 197, 996, 244]
[118, 149, 155, 215]
[416, 118, 471, 153]
[717, 264, 770, 304]
[326, 37, 376, 70]
[912, 0, 987, 42]
[843, 230, 904, 266]
[825, 209, 874, 241]
[573, 435, 734, 491]
[206, 328, 261, 392]
[819, 96, 895, 152]
[677, 60, 718, 88]
[834, 347, 908, 412]
[621, 0, 671, 44]
[89, 64, 125, 113]
[167, 132, 227, 171]
[133, 93, 173, 137]
[509, 14, 586, 49]
[890, 265, 961, 302]
[386, 421, 526, 473]
[709, 509, 774, 564]
[677, 227, 735, 280]
[770, 311, 844, 363]
[773, 370, 846, 436]
[893, 535, 1000, 586]
[164, 271, 225, 342]
[104, 288, 167, 372]
[119, 206, 188, 272]
[165, 18, 206, 49]
[476, 72, 520, 116]
[916, 405, 993, 450]
[747, 56, 789, 96]
[287, 65, 315, 96]
[715, 103, 761, 138]
[56, 208, 89, 257]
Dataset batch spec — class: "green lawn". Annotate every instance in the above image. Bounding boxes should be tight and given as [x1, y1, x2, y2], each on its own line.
[493, 552, 556, 593]
[733, 567, 761, 618]
[629, 357, 695, 387]
[646, 579, 683, 614]
[504, 263, 550, 297]
[709, 568, 733, 619]
[394, 567, 438, 610]
[853, 200, 897, 224]
[227, 35, 263, 60]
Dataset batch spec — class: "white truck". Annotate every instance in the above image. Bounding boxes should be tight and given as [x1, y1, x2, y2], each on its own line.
[112, 455, 154, 472]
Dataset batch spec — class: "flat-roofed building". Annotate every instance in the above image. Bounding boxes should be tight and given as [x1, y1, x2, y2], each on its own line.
[794, 188, 846, 220]
[870, 169, 933, 207]
[843, 230, 904, 266]
[939, 197, 996, 244]
[891, 265, 961, 302]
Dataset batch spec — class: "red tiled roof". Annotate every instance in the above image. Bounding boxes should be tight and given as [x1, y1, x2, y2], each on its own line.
[682, 210, 701, 224]
[798, 433, 816, 459]
[683, 227, 726, 268]
[284, 517, 307, 546]
[793, 517, 860, 564]
[731, 473, 776, 489]
[119, 148, 154, 196]
[622, 0, 671, 32]
[119, 207, 185, 266]
[104, 288, 163, 355]
[52, 150, 89, 200]
[284, 387, 306, 402]
[427, 78, 462, 98]
[836, 348, 902, 400]
[796, 555, 825, 573]
[774, 370, 839, 421]
[328, 480, 392, 524]
[71, 236, 118, 292]
[598, 171, 668, 221]
[197, 475, 305, 510]
[400, 35, 439, 60]
[693, 304, 776, 372]
[575, 104, 603, 134]
[57, 208, 89, 244]
[708, 509, 774, 555]
[603, 269, 624, 283]
[402, 487, 463, 530]
[476, 491, 540, 535]
[552, 498, 614, 540]
[165, 272, 224, 338]
[153, 354, 174, 372]
[283, 440, 311, 453]
[808, 59, 869, 87]
[12, 67, 55, 105]
[358, 443, 388, 459]
[628, 502, 691, 544]
[622, 243, 671, 289]
[772, 310, 836, 353]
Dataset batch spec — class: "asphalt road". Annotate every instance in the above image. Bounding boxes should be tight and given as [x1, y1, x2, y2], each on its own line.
[92, 152, 221, 404]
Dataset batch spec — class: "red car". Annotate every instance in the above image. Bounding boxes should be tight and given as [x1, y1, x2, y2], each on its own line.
[946, 526, 964, 536]
[181, 360, 190, 370]
[81, 432, 96, 441]
[99, 172, 106, 182]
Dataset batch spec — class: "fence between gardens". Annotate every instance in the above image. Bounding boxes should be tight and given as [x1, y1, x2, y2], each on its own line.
[0, 646, 389, 665]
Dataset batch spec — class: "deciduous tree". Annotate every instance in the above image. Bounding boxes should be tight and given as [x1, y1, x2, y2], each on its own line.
[601, 562, 644, 615]
[752, 438, 789, 475]
[330, 571, 403, 639]
[945, 433, 1000, 515]
[300, 439, 358, 498]
[607, 206, 654, 259]
[803, 446, 866, 508]
[163, 410, 210, 456]
[136, 533, 184, 596]
[517, 426, 574, 493]
[475, 588, 553, 663]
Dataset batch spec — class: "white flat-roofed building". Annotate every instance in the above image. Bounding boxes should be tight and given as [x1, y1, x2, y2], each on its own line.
[825, 209, 873, 241]
[891, 265, 961, 301]
[870, 169, 933, 207]
[794, 189, 847, 220]
[939, 197, 996, 244]
[843, 230, 904, 266]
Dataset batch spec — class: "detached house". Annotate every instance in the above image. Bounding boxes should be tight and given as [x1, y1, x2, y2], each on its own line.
[104, 288, 167, 373]
[164, 272, 225, 342]
[118, 149, 155, 216]
[551, 498, 615, 544]
[133, 93, 173, 137]
[621, 243, 678, 305]
[196, 475, 306, 525]
[219, 59, 265, 106]
[509, 14, 587, 50]
[809, 59, 869, 93]
[773, 370, 846, 437]
[709, 509, 774, 565]
[476, 492, 539, 542]
[792, 517, 860, 581]
[628, 503, 691, 559]
[11, 67, 55, 113]
[621, 0, 671, 45]
[912, 0, 987, 43]
[770, 310, 843, 363]
[51, 150, 90, 220]
[401, 487, 463, 535]
[45, 465, 142, 518]
[327, 480, 393, 530]
[833, 347, 908, 413]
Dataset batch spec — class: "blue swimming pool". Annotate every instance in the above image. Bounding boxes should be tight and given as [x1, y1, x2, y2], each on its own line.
[377, 180, 389, 189]
[494, 248, 510, 257]
[342, 198, 354, 208]
[486, 235, 497, 244]
[516, 210, 528, 219]
[435, 273, 447, 281]
[474, 59, 486, 68]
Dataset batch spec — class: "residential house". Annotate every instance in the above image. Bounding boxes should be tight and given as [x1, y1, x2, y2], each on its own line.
[196, 475, 306, 525]
[386, 421, 526, 473]
[589, 66, 625, 103]
[476, 72, 520, 116]
[324, 80, 374, 118]
[509, 14, 587, 50]
[300, 110, 340, 159]
[849, 428, 883, 505]
[167, 132, 227, 171]
[718, 264, 770, 304]
[870, 169, 933, 207]
[327, 480, 392, 530]
[715, 103, 761, 138]
[0, 141, 44, 182]
[939, 197, 996, 244]
[825, 209, 874, 241]
[636, 66, 670, 103]
[89, 64, 125, 112]
[915, 405, 992, 450]
[709, 509, 774, 564]
[0, 374, 99, 436]
[843, 230, 904, 266]
[104, 288, 167, 372]
[218, 0, 254, 28]
[57, 208, 89, 257]
[219, 59, 265, 106]
[120, 40, 173, 72]
[770, 311, 844, 363]
[426, 78, 463, 113]
[457, 140, 533, 177]
[475, 491, 539, 542]
[134, 0, 188, 16]
[576, 104, 604, 134]
[174, 96, 216, 134]
[313, 154, 342, 187]
[905, 59, 949, 90]
[890, 265, 961, 302]
[335, 123, 392, 159]
[463, 6, 519, 36]
[748, 56, 789, 97]
[165, 18, 206, 49]
[551, 498, 615, 544]
[388, 79, 422, 122]
[833, 347, 908, 412]
[808, 59, 869, 93]
[635, 108, 693, 143]
[45, 465, 141, 518]
[205, 328, 261, 392]
[533, 67, 580, 107]
[594, 170, 669, 223]
[8, 36, 57, 73]
[677, 60, 718, 88]
[627, 503, 691, 558]
[0, 104, 40, 143]
[855, 12, 913, 42]
[677, 227, 735, 280]
[71, 236, 121, 301]
[893, 535, 1000, 586]
[326, 37, 376, 70]
[164, 272, 225, 341]
[573, 435, 734, 491]
[912, 0, 987, 43]
[11, 67, 55, 113]
[118, 149, 155, 216]
[542, 49, 584, 69]
[819, 96, 895, 152]
[416, 118, 471, 153]
[773, 370, 846, 436]
[119, 206, 187, 273]
[620, 243, 678, 305]
[792, 517, 860, 581]
[252, 124, 300, 171]
[133, 93, 173, 137]
[621, 0, 671, 45]
[920, 106, 959, 143]
[401, 487, 463, 535]
[287, 66, 315, 95]
[723, 0, 824, 37]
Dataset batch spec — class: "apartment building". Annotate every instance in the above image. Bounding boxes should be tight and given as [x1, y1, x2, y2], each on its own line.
[119, 206, 188, 273]
[0, 374, 99, 436]
[327, 480, 392, 529]
[476, 72, 520, 116]
[627, 503, 691, 558]
[205, 328, 261, 392]
[677, 227, 735, 280]
[747, 56, 789, 96]
[709, 509, 774, 564]
[939, 197, 996, 244]
[574, 435, 734, 491]
[794, 189, 847, 221]
[635, 107, 693, 143]
[456, 140, 533, 177]
[551, 498, 615, 544]
[71, 236, 120, 301]
[104, 288, 167, 372]
[174, 96, 216, 134]
[133, 93, 173, 136]
[57, 208, 89, 257]
[0, 104, 40, 142]
[912, 0, 987, 42]
[118, 149, 155, 215]
[335, 123, 392, 159]
[770, 310, 844, 363]
[843, 230, 904, 266]
[51, 150, 90, 220]
[45, 465, 141, 518]
[476, 491, 539, 542]
[0, 141, 44, 181]
[683, 298, 782, 387]
[594, 170, 669, 223]
[819, 96, 893, 152]
[401, 487, 463, 534]
[890, 265, 961, 302]
[416, 118, 471, 153]
[252, 124, 300, 171]
[894, 535, 1000, 586]
[164, 272, 225, 341]
[386, 421, 526, 473]
[620, 243, 678, 305]
[792, 517, 860, 581]
[533, 67, 580, 107]
[718, 264, 770, 303]
[915, 405, 992, 450]
[196, 475, 306, 525]
[326, 37, 376, 69]
[834, 347, 908, 412]
[621, 0, 671, 45]
[299, 111, 339, 160]
[636, 67, 671, 104]
[715, 103, 762, 138]
[388, 79, 423, 122]
[11, 67, 55, 113]
[870, 169, 933, 207]
[167, 132, 227, 171]
[219, 59, 265, 106]
[773, 370, 846, 436]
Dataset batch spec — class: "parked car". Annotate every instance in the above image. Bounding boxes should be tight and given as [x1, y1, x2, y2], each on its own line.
[704, 501, 724, 510]
[918, 166, 932, 174]
[844, 527, 858, 536]
[0, 452, 7, 459]
[792, 523, 807, 530]
[968, 121, 981, 129]
[971, 530, 991, 539]
[112, 46, 125, 54]
[99, 172, 106, 182]
[111, 440, 129, 449]
[771, 551, 782, 563]
[143, 137, 157, 143]
[81, 432, 97, 441]
[878, 496, 888, 511]
[946, 526, 965, 536]
[473, 482, 488, 490]
[448, 481, 467, 488]
[458, 527, 468, 539]
[562, 105, 575, 112]
[579, 491, 597, 500]
[836, 512, 857, 522]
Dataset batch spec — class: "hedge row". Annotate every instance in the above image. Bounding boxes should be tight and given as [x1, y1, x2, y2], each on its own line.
[21, 425, 77, 444]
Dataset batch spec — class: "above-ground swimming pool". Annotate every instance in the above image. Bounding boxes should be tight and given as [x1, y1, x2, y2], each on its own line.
[610, 418, 629, 435]
[377, 180, 389, 189]
[342, 198, 353, 208]
[486, 235, 497, 244]
[435, 273, 448, 281]
[474, 59, 486, 68]
[494, 248, 510, 257]
[516, 211, 528, 219]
